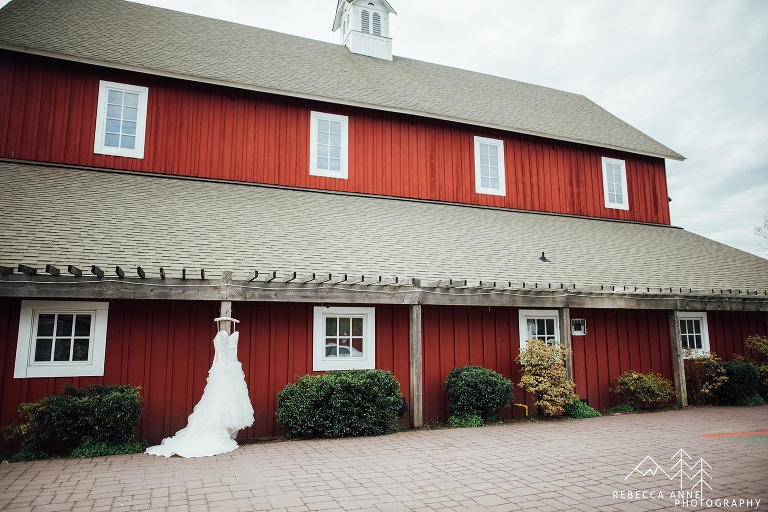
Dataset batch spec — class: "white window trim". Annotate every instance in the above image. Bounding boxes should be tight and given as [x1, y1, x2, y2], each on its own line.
[679, 312, 711, 358]
[473, 136, 506, 196]
[14, 301, 109, 378]
[601, 156, 629, 210]
[313, 306, 375, 371]
[94, 80, 149, 159]
[518, 309, 560, 350]
[309, 111, 349, 179]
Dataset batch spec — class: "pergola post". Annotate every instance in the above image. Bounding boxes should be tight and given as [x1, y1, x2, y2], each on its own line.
[220, 300, 233, 334]
[668, 310, 688, 406]
[409, 304, 423, 428]
[559, 307, 573, 382]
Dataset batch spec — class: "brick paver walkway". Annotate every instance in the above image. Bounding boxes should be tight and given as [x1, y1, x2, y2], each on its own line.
[1, 406, 766, 511]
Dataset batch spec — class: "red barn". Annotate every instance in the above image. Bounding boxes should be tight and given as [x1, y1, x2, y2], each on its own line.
[0, 0, 766, 442]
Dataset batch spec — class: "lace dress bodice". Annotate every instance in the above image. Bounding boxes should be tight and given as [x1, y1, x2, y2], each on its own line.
[213, 331, 240, 363]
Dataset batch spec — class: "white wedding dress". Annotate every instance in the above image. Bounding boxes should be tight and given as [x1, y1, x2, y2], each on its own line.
[145, 330, 254, 458]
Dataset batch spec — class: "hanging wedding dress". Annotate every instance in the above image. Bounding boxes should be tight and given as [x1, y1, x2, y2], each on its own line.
[145, 329, 254, 458]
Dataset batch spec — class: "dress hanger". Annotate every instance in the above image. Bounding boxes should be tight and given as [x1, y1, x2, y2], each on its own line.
[213, 316, 240, 333]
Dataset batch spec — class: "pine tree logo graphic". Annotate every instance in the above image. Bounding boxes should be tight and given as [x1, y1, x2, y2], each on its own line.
[626, 449, 712, 499]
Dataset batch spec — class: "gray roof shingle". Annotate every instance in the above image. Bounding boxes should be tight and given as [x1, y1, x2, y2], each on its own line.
[1, 161, 764, 291]
[0, 0, 683, 160]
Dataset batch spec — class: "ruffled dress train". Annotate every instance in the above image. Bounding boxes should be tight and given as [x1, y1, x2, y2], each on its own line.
[145, 330, 254, 458]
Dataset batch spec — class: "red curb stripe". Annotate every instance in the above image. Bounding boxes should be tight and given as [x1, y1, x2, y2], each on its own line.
[702, 429, 768, 438]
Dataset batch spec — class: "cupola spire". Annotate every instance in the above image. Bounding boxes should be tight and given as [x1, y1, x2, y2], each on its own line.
[333, 0, 397, 61]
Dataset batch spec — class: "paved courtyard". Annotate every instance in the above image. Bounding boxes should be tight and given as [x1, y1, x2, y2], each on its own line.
[1, 406, 766, 511]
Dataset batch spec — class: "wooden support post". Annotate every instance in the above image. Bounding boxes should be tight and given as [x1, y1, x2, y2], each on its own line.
[220, 301, 233, 335]
[668, 310, 688, 406]
[409, 304, 423, 428]
[559, 307, 573, 382]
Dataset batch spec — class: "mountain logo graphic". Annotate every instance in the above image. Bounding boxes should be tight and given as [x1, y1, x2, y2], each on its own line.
[625, 449, 712, 496]
[626, 455, 671, 479]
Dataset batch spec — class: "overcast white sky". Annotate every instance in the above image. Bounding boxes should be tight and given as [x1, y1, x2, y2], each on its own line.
[4, 0, 766, 256]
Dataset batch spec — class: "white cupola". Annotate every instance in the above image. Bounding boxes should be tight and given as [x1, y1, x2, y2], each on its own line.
[332, 0, 397, 61]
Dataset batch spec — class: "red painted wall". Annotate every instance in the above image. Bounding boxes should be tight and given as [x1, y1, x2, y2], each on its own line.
[421, 306, 530, 424]
[0, 50, 671, 224]
[570, 309, 675, 410]
[0, 299, 410, 444]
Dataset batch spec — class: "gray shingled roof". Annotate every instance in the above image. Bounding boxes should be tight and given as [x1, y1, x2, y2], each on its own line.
[1, 161, 765, 291]
[0, 0, 683, 161]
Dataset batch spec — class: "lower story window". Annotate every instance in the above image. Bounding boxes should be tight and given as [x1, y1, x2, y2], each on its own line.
[14, 301, 109, 378]
[679, 312, 710, 355]
[518, 310, 560, 350]
[313, 306, 375, 371]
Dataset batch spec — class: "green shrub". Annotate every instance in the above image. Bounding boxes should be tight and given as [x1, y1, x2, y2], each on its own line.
[276, 370, 404, 439]
[447, 413, 484, 428]
[736, 394, 765, 407]
[603, 402, 638, 414]
[734, 335, 768, 400]
[717, 362, 760, 406]
[70, 440, 144, 458]
[516, 339, 576, 416]
[8, 384, 142, 460]
[684, 350, 728, 406]
[611, 371, 674, 407]
[563, 399, 600, 419]
[444, 366, 513, 422]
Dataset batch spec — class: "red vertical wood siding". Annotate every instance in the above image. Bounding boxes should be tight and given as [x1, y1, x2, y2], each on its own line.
[0, 50, 670, 224]
[707, 311, 767, 362]
[0, 299, 410, 444]
[570, 309, 675, 410]
[421, 306, 533, 424]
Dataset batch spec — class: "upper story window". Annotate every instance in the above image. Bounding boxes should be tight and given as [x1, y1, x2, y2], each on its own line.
[601, 157, 629, 210]
[474, 136, 506, 196]
[518, 310, 560, 350]
[361, 10, 370, 33]
[313, 307, 376, 371]
[14, 301, 110, 378]
[310, 111, 349, 179]
[94, 81, 149, 159]
[679, 312, 710, 357]
[373, 12, 382, 35]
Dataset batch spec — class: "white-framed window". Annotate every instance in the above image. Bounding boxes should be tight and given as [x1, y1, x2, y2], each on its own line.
[94, 80, 149, 159]
[361, 9, 370, 33]
[474, 136, 506, 196]
[309, 111, 349, 179]
[518, 310, 560, 350]
[679, 312, 710, 357]
[601, 157, 629, 210]
[14, 301, 109, 378]
[313, 306, 375, 371]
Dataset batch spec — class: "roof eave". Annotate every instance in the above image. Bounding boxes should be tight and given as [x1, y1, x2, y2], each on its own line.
[0, 43, 685, 161]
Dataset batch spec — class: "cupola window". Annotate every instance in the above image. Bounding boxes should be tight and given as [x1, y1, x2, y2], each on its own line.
[373, 12, 381, 35]
[361, 10, 370, 33]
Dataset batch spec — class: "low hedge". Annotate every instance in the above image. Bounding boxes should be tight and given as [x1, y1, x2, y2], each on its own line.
[564, 399, 601, 419]
[444, 366, 513, 423]
[6, 384, 143, 461]
[276, 370, 404, 439]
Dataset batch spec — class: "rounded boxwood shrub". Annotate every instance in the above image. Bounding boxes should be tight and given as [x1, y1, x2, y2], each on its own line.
[8, 384, 143, 460]
[718, 361, 761, 406]
[276, 370, 404, 439]
[444, 366, 513, 423]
